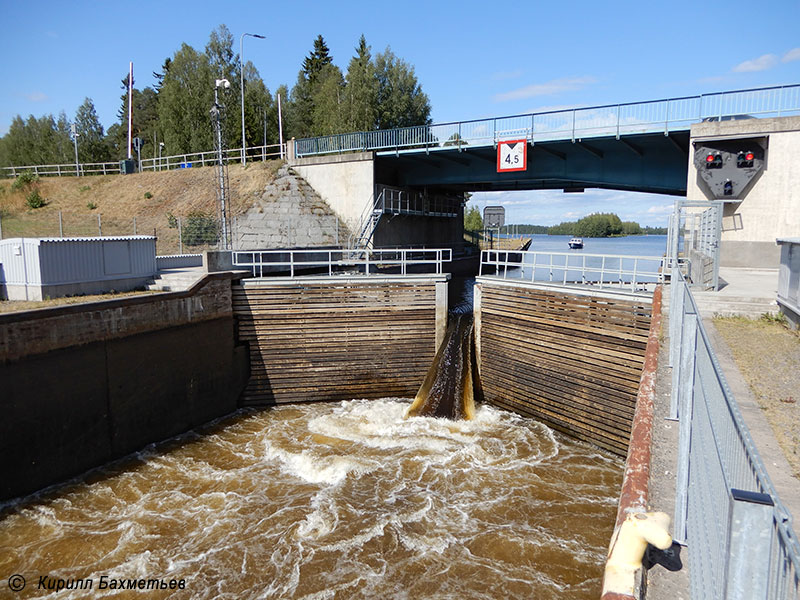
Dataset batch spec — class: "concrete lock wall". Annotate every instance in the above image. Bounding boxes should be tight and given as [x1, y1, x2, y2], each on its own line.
[288, 151, 375, 232]
[687, 116, 800, 268]
[0, 274, 249, 501]
[474, 279, 653, 456]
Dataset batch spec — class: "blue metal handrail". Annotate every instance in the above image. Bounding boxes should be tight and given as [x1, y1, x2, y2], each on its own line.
[295, 84, 800, 157]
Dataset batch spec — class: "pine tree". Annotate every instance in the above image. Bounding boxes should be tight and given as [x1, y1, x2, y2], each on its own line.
[302, 35, 333, 83]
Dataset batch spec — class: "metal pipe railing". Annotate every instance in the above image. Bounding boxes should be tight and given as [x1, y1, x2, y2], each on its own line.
[232, 247, 453, 278]
[478, 250, 664, 292]
[670, 266, 800, 599]
[0, 143, 285, 179]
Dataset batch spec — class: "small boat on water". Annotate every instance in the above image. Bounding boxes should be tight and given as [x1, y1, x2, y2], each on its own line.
[568, 237, 584, 249]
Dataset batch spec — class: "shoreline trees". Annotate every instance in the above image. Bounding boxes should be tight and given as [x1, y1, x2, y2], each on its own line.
[0, 28, 431, 169]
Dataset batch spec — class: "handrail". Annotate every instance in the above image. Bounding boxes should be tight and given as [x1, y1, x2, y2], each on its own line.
[479, 249, 664, 292]
[233, 247, 453, 278]
[295, 84, 800, 157]
[669, 266, 800, 598]
[0, 143, 285, 178]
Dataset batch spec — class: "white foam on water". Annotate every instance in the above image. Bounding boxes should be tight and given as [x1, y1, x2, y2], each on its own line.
[1, 397, 623, 600]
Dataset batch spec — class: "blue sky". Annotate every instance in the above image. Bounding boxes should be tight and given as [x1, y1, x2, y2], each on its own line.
[2, 0, 799, 226]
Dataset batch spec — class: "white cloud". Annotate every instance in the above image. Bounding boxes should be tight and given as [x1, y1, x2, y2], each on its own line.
[493, 76, 597, 102]
[732, 54, 778, 73]
[25, 92, 48, 102]
[647, 204, 674, 215]
[563, 211, 581, 219]
[783, 48, 800, 63]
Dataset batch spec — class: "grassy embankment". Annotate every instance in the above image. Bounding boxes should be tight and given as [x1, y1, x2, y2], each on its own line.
[0, 160, 283, 255]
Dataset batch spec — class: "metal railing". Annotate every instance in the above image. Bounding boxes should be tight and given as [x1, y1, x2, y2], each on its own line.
[233, 247, 453, 278]
[0, 143, 285, 179]
[349, 186, 464, 250]
[479, 250, 664, 292]
[375, 185, 462, 218]
[777, 239, 800, 320]
[669, 267, 800, 599]
[295, 84, 800, 157]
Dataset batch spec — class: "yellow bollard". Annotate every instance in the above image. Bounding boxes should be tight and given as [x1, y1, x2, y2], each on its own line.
[602, 511, 672, 597]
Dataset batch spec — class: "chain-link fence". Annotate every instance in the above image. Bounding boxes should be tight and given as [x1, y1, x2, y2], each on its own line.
[0, 211, 346, 256]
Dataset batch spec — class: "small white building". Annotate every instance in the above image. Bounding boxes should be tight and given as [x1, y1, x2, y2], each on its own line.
[0, 236, 157, 301]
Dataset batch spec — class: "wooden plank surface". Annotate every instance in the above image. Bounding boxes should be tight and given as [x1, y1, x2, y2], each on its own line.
[478, 282, 652, 457]
[233, 281, 437, 407]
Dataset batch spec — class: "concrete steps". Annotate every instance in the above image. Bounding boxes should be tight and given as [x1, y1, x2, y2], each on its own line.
[692, 294, 779, 318]
[147, 268, 205, 292]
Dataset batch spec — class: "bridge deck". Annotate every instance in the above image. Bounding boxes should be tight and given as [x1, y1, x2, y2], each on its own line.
[296, 84, 800, 158]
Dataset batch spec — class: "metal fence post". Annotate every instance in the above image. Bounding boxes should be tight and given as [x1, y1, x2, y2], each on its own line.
[59, 211, 63, 237]
[133, 216, 137, 235]
[723, 489, 775, 600]
[673, 310, 698, 544]
[669, 270, 686, 374]
[97, 214, 102, 237]
[178, 217, 183, 255]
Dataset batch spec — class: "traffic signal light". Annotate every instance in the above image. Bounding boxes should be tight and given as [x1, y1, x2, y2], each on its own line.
[736, 151, 755, 168]
[705, 153, 723, 169]
[723, 180, 733, 196]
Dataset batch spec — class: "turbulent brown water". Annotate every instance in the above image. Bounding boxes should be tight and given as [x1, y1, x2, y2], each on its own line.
[0, 399, 622, 599]
[406, 314, 481, 420]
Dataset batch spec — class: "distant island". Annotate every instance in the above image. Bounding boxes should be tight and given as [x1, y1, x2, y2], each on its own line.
[464, 209, 668, 237]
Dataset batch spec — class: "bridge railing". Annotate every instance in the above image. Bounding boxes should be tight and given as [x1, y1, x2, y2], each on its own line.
[295, 84, 800, 157]
[479, 250, 664, 292]
[232, 247, 453, 278]
[669, 266, 800, 599]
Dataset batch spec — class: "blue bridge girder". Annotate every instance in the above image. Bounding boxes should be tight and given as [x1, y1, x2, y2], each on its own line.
[295, 84, 800, 196]
[374, 131, 690, 195]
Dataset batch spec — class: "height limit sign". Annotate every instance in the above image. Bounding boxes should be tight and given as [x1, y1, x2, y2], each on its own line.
[497, 139, 527, 173]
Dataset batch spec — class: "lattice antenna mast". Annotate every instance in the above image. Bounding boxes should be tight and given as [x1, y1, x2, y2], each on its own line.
[211, 78, 232, 250]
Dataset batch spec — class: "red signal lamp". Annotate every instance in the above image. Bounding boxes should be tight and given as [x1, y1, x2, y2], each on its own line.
[706, 154, 715, 162]
[745, 152, 754, 161]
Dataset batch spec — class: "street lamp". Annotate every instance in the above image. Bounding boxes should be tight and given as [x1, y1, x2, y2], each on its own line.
[159, 142, 165, 171]
[70, 124, 80, 177]
[240, 32, 265, 167]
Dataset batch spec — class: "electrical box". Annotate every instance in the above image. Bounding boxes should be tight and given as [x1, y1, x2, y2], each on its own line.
[119, 159, 136, 175]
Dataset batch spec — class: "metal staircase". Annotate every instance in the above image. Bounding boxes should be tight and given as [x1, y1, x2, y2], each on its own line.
[350, 189, 386, 250]
[349, 185, 465, 250]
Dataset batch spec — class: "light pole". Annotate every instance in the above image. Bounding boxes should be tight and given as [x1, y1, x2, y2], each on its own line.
[159, 142, 165, 171]
[240, 32, 265, 167]
[212, 78, 232, 249]
[70, 124, 80, 177]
